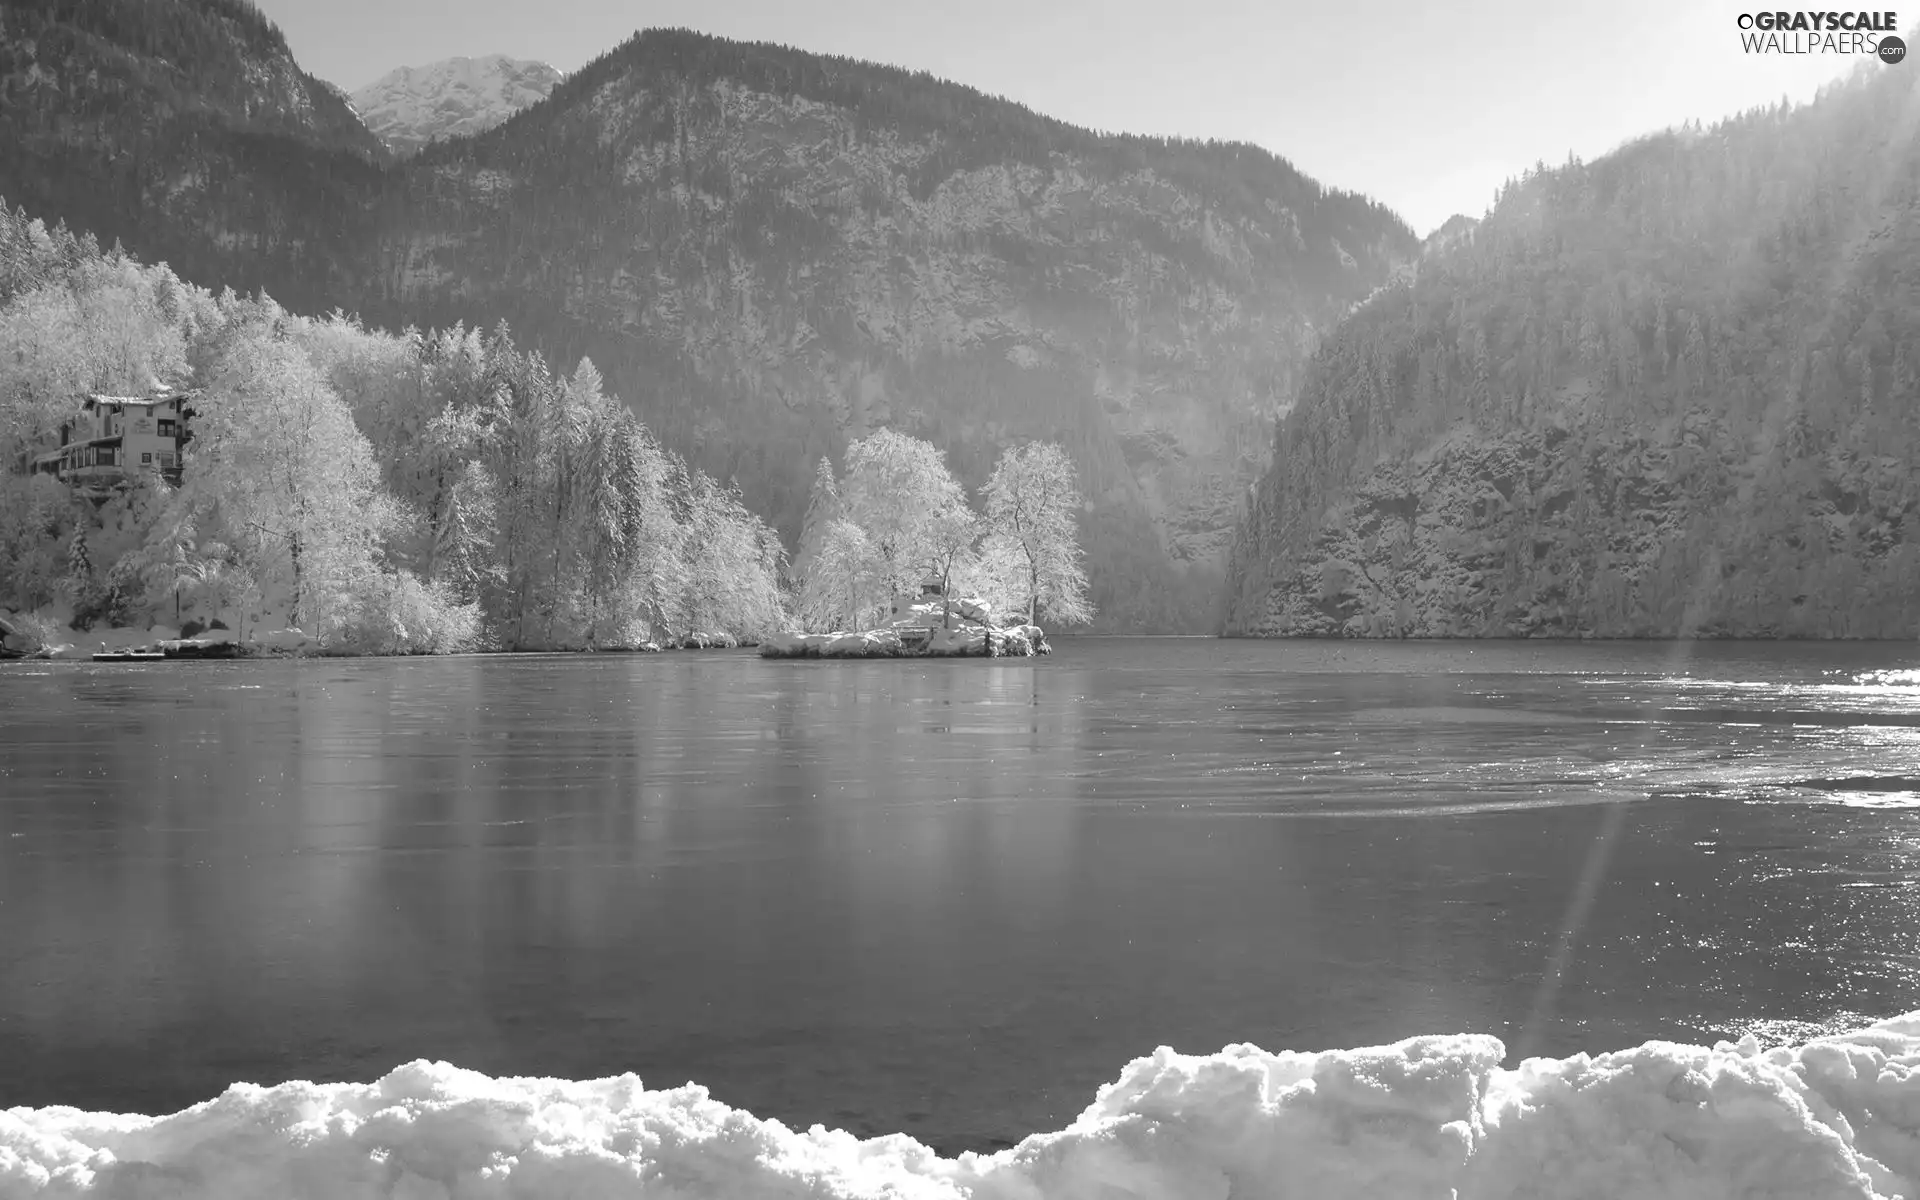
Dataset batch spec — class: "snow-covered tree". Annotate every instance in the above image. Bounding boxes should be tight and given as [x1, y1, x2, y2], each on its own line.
[0, 256, 190, 460]
[186, 315, 391, 637]
[793, 455, 839, 581]
[681, 475, 786, 641]
[802, 517, 882, 631]
[922, 502, 981, 629]
[0, 221, 789, 652]
[838, 428, 968, 598]
[981, 441, 1092, 626]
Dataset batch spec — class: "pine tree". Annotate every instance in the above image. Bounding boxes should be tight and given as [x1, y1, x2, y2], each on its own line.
[65, 527, 91, 590]
[795, 455, 839, 578]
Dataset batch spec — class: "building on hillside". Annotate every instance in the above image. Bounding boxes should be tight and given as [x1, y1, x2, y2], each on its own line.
[29, 389, 199, 495]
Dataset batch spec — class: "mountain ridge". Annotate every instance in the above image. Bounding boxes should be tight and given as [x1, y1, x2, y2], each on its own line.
[386, 29, 1419, 628]
[0, 18, 1421, 631]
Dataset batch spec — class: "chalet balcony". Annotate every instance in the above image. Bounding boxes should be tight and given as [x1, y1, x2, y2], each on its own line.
[22, 388, 198, 492]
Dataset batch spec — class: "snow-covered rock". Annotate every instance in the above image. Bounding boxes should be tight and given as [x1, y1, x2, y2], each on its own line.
[760, 631, 806, 655]
[823, 631, 879, 656]
[253, 628, 312, 652]
[6, 1015, 1920, 1198]
[950, 597, 993, 625]
[927, 626, 985, 656]
[760, 613, 1046, 659]
[351, 55, 563, 158]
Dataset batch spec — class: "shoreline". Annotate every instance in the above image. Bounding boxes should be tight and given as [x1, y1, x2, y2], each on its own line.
[9, 632, 1920, 664]
[1217, 631, 1920, 642]
[3, 641, 769, 663]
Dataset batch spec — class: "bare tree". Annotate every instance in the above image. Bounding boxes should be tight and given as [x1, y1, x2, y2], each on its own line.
[837, 428, 968, 599]
[981, 441, 1092, 626]
[921, 503, 981, 629]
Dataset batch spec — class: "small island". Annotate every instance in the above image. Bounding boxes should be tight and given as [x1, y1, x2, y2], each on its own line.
[759, 429, 1089, 659]
[760, 581, 1051, 658]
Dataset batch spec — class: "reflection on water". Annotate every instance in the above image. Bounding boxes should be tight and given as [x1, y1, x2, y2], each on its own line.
[3, 638, 1920, 1152]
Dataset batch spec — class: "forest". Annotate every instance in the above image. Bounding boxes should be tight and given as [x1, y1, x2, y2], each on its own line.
[0, 199, 1097, 655]
[790, 431, 1092, 633]
[1224, 60, 1920, 638]
[0, 202, 787, 653]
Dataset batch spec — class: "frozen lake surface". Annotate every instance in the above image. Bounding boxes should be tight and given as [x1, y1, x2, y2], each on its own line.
[4, 638, 1919, 1154]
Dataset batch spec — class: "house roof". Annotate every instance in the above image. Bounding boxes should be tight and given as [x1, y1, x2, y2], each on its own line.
[81, 390, 200, 410]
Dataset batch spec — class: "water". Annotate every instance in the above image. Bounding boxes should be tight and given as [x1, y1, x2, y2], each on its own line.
[3, 638, 1920, 1153]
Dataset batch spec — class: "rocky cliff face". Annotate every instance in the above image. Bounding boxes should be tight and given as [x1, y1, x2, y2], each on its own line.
[1224, 68, 1920, 638]
[0, 20, 1417, 630]
[351, 55, 562, 158]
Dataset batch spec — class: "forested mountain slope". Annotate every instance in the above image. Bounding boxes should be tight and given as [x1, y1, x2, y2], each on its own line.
[1224, 60, 1920, 638]
[0, 0, 387, 301]
[0, 17, 1417, 630]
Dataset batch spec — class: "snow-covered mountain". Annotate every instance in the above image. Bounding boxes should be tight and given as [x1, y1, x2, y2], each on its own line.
[350, 55, 562, 157]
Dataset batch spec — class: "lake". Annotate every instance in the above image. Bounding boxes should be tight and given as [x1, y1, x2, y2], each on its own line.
[3, 638, 1919, 1153]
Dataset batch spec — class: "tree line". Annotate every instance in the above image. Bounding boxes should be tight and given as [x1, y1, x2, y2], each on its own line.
[0, 201, 785, 652]
[1224, 62, 1920, 636]
[792, 427, 1092, 632]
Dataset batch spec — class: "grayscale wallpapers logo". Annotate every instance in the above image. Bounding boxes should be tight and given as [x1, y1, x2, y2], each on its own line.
[1735, 11, 1906, 59]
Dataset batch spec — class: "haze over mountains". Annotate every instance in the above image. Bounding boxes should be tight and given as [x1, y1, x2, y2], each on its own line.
[2, 0, 1912, 637]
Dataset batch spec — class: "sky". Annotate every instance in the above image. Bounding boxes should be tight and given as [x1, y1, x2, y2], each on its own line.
[256, 0, 1876, 235]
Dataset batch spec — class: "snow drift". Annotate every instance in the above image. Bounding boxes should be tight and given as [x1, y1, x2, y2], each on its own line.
[5, 1014, 1920, 1199]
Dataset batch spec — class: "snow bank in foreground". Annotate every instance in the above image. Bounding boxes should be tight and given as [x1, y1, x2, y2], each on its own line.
[6, 1015, 1920, 1199]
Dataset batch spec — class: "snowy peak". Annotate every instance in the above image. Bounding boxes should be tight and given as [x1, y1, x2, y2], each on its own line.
[350, 55, 562, 157]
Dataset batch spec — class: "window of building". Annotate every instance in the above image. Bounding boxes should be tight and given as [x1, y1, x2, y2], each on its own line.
[141, 452, 152, 465]
[158, 420, 175, 437]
